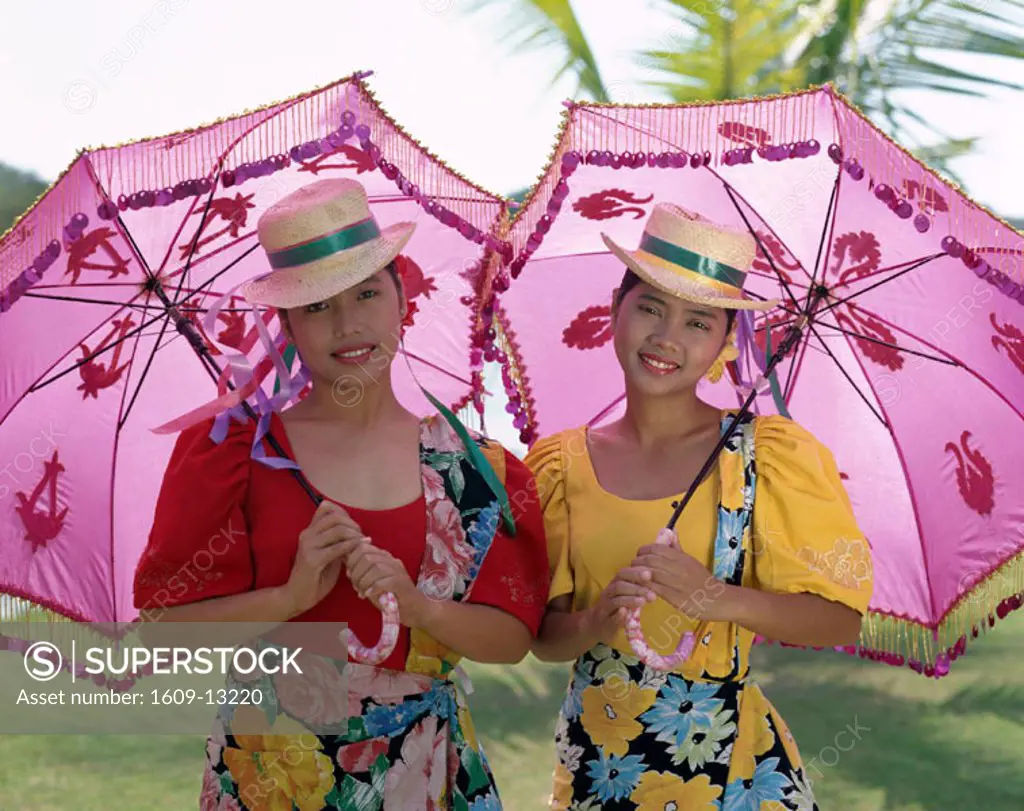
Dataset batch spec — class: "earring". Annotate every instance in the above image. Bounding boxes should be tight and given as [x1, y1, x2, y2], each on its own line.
[705, 336, 739, 383]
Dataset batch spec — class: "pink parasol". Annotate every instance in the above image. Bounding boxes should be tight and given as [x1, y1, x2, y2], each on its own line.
[0, 72, 510, 666]
[485, 84, 1024, 677]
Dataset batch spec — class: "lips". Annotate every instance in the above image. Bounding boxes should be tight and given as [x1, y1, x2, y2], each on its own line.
[638, 351, 680, 376]
[332, 344, 377, 364]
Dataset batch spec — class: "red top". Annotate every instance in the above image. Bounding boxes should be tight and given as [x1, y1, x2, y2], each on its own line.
[133, 413, 550, 671]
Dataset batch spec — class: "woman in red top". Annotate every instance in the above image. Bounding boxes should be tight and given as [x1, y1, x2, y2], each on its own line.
[133, 178, 549, 810]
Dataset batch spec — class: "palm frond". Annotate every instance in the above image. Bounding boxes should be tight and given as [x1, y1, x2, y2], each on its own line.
[466, 0, 609, 101]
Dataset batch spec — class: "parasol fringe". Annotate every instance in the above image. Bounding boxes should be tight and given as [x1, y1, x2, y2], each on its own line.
[0, 70, 515, 291]
[760, 548, 1024, 678]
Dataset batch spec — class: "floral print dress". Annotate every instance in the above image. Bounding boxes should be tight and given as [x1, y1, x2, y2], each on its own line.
[525, 411, 873, 810]
[135, 414, 550, 810]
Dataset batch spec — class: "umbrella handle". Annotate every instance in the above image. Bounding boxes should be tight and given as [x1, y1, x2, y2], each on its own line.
[341, 592, 401, 665]
[624, 528, 697, 671]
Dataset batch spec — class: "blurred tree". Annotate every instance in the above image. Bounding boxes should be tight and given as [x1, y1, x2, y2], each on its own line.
[471, 0, 1024, 182]
[0, 162, 47, 234]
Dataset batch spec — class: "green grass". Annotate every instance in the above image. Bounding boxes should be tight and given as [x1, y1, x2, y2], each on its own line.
[2, 612, 1022, 810]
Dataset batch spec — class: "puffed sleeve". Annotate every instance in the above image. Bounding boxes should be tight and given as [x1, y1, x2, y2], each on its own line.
[523, 432, 573, 604]
[132, 417, 255, 614]
[751, 415, 873, 615]
[466, 448, 550, 635]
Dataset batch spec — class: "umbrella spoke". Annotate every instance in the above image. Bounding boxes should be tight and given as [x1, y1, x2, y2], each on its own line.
[400, 349, 477, 389]
[28, 311, 169, 393]
[22, 291, 167, 312]
[805, 173, 840, 311]
[118, 312, 176, 430]
[587, 393, 626, 428]
[172, 244, 262, 308]
[721, 186, 807, 314]
[811, 317, 959, 366]
[158, 231, 259, 289]
[805, 321, 888, 427]
[821, 253, 944, 313]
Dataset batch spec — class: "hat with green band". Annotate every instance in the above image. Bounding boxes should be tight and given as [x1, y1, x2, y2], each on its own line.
[242, 178, 416, 309]
[601, 202, 778, 311]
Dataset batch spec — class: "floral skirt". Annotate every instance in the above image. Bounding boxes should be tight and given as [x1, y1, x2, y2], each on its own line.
[551, 644, 817, 810]
[199, 660, 501, 810]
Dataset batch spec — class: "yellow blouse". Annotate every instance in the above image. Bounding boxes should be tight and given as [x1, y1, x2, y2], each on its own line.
[524, 413, 874, 679]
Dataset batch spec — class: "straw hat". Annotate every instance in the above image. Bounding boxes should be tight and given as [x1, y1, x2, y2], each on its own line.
[241, 178, 416, 309]
[602, 202, 777, 311]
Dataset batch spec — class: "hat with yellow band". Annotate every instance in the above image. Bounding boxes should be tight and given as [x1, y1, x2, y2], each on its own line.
[601, 202, 778, 311]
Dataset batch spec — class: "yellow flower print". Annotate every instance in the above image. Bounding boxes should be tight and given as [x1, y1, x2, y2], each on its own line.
[223, 705, 334, 811]
[580, 683, 657, 757]
[630, 771, 721, 811]
[820, 537, 873, 590]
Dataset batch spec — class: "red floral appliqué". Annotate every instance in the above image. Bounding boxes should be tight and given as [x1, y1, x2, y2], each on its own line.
[751, 232, 800, 284]
[828, 231, 882, 287]
[834, 304, 904, 371]
[15, 451, 68, 550]
[563, 305, 613, 350]
[297, 144, 377, 175]
[177, 194, 256, 260]
[573, 189, 653, 221]
[991, 312, 1024, 375]
[77, 316, 136, 398]
[944, 430, 995, 516]
[65, 227, 131, 285]
[718, 121, 772, 148]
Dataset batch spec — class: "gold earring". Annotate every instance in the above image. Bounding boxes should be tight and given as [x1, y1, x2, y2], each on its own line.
[705, 336, 739, 383]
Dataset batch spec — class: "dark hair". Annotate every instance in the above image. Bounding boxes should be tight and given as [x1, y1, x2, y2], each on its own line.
[614, 268, 736, 332]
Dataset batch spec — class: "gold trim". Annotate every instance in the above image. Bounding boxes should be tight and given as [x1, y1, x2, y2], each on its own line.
[825, 86, 1024, 240]
[856, 548, 1024, 665]
[1, 70, 516, 274]
[505, 82, 1022, 263]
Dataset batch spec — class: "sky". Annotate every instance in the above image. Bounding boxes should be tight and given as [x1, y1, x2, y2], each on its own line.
[0, 0, 1022, 220]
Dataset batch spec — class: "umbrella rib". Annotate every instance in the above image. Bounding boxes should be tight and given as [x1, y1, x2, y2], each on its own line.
[806, 320, 888, 427]
[831, 302, 1024, 423]
[106, 300, 151, 621]
[118, 309, 174, 431]
[27, 312, 169, 393]
[804, 173, 840, 310]
[812, 318, 959, 366]
[173, 244, 262, 308]
[587, 393, 626, 428]
[721, 186, 806, 314]
[22, 291, 167, 312]
[831, 254, 949, 287]
[159, 232, 259, 289]
[821, 253, 944, 313]
[399, 349, 476, 389]
[173, 172, 225, 307]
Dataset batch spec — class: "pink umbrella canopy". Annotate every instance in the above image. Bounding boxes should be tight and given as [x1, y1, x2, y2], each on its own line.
[0, 72, 510, 634]
[486, 84, 1024, 677]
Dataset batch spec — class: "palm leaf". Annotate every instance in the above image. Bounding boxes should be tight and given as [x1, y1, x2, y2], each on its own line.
[466, 0, 609, 101]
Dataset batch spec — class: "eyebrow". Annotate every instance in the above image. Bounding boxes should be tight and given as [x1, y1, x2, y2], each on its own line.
[638, 294, 720, 319]
[638, 293, 668, 307]
[684, 307, 720, 319]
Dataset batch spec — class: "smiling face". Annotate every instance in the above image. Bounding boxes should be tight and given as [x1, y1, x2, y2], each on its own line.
[612, 276, 733, 397]
[279, 264, 407, 391]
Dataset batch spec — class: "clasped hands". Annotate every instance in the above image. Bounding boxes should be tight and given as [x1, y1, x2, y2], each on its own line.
[586, 532, 733, 639]
[286, 500, 426, 624]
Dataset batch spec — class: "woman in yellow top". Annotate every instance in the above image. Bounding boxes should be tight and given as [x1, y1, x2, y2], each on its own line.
[524, 202, 874, 810]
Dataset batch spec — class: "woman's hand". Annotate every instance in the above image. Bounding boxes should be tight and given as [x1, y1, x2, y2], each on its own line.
[285, 500, 368, 616]
[631, 541, 729, 622]
[583, 566, 657, 641]
[345, 543, 426, 628]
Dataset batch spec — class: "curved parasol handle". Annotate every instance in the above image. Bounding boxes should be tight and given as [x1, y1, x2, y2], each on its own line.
[341, 592, 401, 665]
[624, 527, 698, 670]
